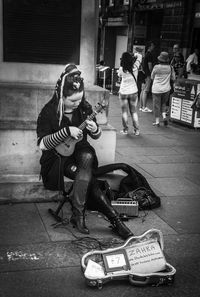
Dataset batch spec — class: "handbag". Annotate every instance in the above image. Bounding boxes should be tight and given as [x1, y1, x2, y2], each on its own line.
[170, 66, 175, 94]
[138, 69, 146, 83]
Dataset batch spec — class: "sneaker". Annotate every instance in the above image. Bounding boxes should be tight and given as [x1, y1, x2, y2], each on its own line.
[139, 107, 144, 111]
[153, 122, 160, 127]
[163, 118, 168, 127]
[134, 129, 140, 136]
[120, 129, 128, 135]
[142, 107, 152, 112]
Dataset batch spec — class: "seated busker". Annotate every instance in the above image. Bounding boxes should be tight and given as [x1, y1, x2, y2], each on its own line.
[36, 63, 133, 239]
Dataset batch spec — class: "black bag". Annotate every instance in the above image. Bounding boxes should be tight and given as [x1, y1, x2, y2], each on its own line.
[95, 163, 161, 210]
[138, 69, 146, 84]
[170, 66, 175, 95]
[138, 57, 147, 84]
[123, 187, 161, 210]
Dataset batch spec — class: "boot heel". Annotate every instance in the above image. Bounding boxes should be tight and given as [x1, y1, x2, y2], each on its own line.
[70, 215, 89, 234]
[111, 217, 133, 240]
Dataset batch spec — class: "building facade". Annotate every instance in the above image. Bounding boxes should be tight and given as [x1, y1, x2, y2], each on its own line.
[99, 0, 200, 68]
[0, 0, 117, 185]
[0, 0, 99, 85]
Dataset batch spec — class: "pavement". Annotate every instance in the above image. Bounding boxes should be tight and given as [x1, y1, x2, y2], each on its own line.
[0, 94, 200, 297]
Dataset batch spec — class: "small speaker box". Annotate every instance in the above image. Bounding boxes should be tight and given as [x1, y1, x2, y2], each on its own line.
[111, 199, 139, 217]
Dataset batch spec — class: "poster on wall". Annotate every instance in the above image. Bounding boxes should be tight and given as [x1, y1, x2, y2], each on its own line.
[181, 99, 193, 123]
[170, 96, 182, 120]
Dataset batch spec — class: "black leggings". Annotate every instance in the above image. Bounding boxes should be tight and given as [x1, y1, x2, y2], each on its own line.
[44, 147, 96, 191]
[63, 149, 113, 214]
[44, 148, 113, 215]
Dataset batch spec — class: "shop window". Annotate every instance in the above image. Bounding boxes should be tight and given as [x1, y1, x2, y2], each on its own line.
[3, 0, 81, 64]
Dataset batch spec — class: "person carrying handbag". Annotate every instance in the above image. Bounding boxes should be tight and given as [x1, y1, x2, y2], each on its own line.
[117, 51, 142, 135]
[151, 52, 176, 127]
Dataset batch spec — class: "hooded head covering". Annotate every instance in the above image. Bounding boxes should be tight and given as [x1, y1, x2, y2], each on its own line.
[55, 64, 83, 125]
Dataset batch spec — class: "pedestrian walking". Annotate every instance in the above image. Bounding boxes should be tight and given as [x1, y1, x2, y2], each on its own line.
[170, 44, 185, 79]
[170, 52, 185, 79]
[170, 43, 184, 64]
[118, 51, 142, 135]
[36, 63, 133, 239]
[186, 48, 199, 75]
[139, 41, 156, 112]
[151, 52, 175, 127]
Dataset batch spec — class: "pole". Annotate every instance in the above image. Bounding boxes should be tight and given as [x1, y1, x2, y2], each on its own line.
[127, 0, 135, 53]
[110, 68, 114, 94]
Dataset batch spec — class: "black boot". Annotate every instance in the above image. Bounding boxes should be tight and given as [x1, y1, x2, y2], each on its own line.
[90, 181, 133, 240]
[109, 216, 133, 240]
[70, 180, 90, 235]
[70, 212, 89, 234]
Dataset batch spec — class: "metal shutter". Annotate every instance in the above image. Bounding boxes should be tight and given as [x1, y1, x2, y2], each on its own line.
[3, 0, 81, 64]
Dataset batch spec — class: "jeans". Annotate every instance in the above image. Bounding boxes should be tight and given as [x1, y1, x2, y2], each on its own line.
[119, 92, 139, 130]
[152, 91, 170, 118]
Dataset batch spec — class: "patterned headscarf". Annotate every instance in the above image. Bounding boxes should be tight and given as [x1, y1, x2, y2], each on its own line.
[55, 64, 82, 126]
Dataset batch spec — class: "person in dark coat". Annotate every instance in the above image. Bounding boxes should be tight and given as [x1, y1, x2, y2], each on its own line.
[37, 63, 133, 239]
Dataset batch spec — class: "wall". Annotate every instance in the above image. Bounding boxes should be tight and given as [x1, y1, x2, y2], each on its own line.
[0, 82, 116, 176]
[0, 0, 98, 86]
[0, 1, 117, 203]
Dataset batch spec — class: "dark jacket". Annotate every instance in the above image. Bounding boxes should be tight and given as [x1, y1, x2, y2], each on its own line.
[37, 94, 99, 189]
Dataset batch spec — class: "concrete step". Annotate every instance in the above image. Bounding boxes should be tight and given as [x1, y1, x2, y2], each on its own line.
[0, 124, 116, 175]
[0, 173, 124, 204]
[0, 174, 68, 204]
[0, 82, 117, 176]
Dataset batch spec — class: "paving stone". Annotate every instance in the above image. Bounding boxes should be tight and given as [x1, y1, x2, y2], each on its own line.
[0, 204, 49, 245]
[173, 146, 200, 156]
[116, 153, 157, 164]
[162, 234, 200, 297]
[125, 211, 177, 236]
[120, 133, 186, 147]
[148, 154, 200, 164]
[0, 241, 80, 273]
[137, 163, 200, 178]
[147, 177, 200, 196]
[154, 196, 200, 234]
[0, 260, 198, 297]
[36, 202, 121, 241]
[116, 146, 178, 156]
[186, 173, 200, 186]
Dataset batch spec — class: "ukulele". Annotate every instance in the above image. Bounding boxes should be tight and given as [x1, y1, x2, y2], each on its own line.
[55, 103, 105, 156]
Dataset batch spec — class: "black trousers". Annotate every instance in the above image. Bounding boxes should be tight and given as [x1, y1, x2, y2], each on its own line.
[43, 148, 114, 216]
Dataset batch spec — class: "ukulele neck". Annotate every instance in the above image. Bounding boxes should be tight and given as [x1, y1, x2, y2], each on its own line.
[78, 111, 97, 131]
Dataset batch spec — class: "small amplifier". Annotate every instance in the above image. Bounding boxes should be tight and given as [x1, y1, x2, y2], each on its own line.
[111, 199, 139, 217]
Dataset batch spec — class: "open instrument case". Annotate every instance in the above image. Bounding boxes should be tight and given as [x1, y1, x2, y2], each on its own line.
[81, 229, 176, 289]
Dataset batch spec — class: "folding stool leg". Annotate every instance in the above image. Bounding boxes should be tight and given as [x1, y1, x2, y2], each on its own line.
[48, 183, 73, 222]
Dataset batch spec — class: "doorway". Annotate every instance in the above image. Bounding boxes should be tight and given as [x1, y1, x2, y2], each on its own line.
[115, 35, 128, 68]
[192, 28, 200, 51]
[146, 9, 163, 53]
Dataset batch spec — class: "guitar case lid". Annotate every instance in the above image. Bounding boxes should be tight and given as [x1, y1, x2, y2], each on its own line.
[81, 229, 176, 289]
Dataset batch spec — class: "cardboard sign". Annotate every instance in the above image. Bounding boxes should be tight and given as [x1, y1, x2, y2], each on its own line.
[84, 259, 105, 279]
[126, 239, 166, 274]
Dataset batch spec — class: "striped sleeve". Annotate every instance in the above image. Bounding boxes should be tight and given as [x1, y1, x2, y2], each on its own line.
[39, 127, 70, 150]
[89, 126, 102, 140]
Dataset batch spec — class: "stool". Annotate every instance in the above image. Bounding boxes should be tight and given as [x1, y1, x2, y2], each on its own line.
[48, 183, 73, 222]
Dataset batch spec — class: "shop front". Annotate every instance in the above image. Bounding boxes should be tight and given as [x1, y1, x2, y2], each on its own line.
[170, 78, 200, 128]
